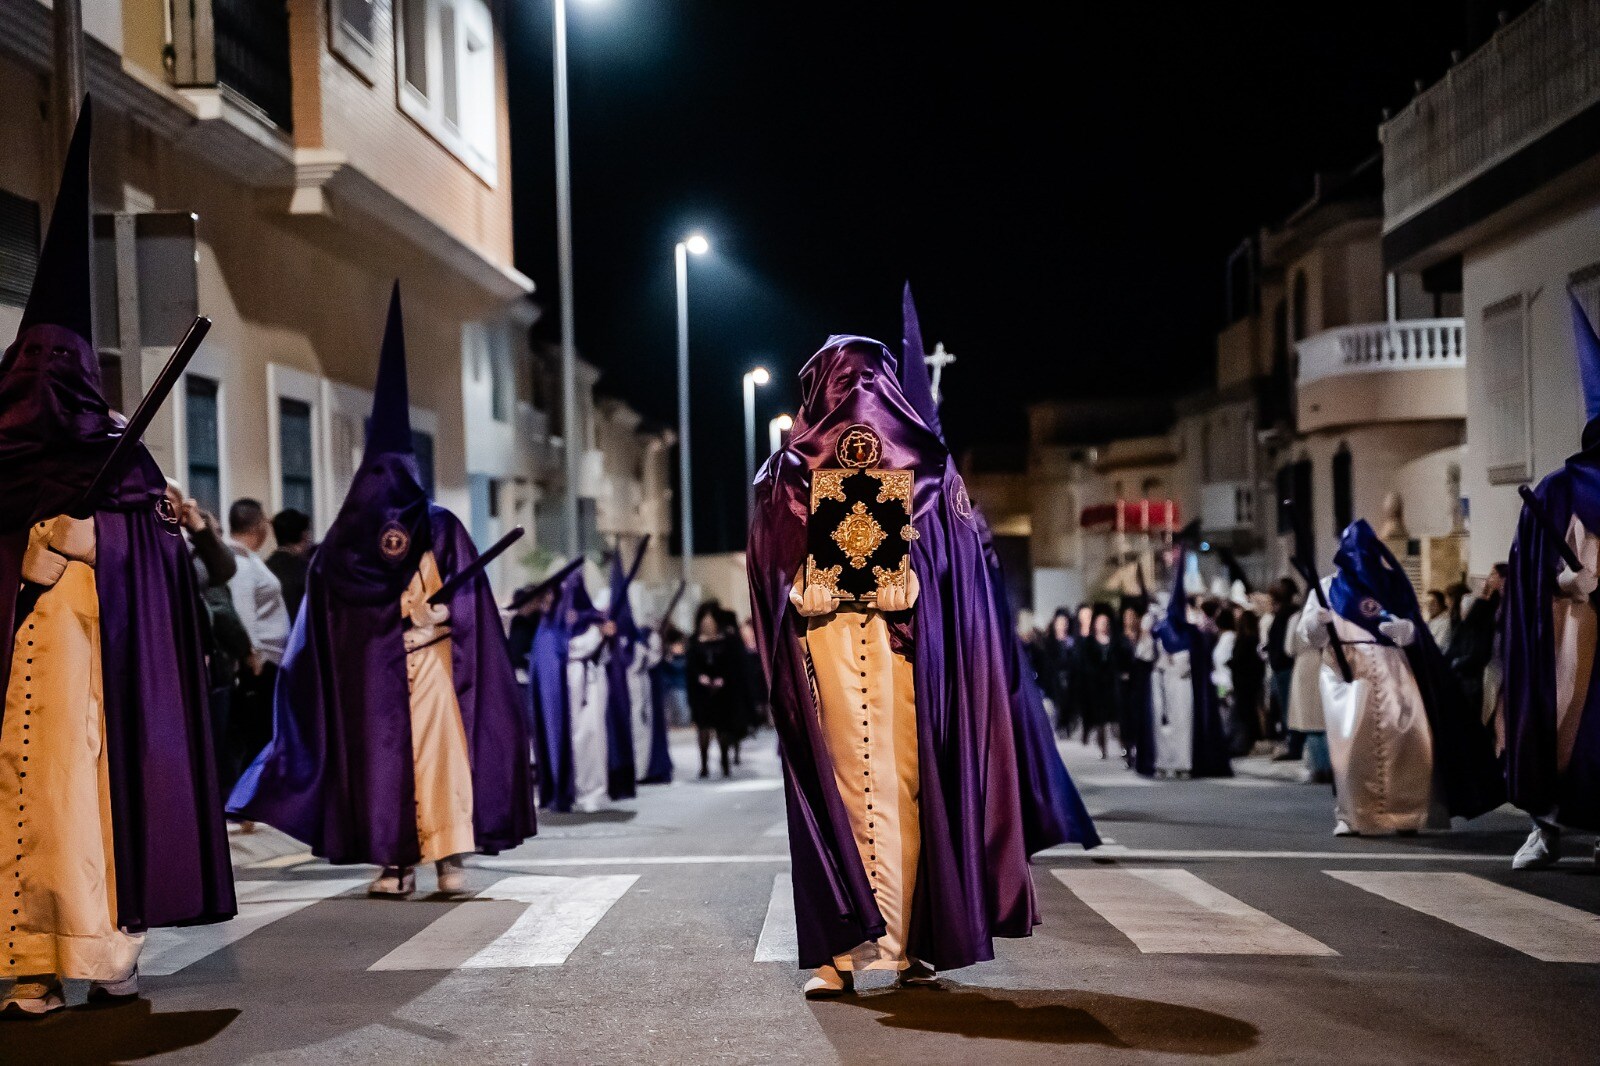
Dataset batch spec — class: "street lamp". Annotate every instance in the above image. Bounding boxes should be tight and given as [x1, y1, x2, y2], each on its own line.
[742, 366, 770, 529]
[553, 0, 585, 558]
[769, 413, 792, 457]
[675, 233, 709, 587]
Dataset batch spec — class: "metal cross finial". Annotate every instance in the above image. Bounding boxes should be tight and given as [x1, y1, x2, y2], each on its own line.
[925, 342, 956, 404]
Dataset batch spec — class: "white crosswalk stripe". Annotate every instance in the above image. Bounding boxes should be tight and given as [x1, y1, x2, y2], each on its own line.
[1326, 871, 1600, 963]
[142, 877, 370, 976]
[754, 873, 798, 962]
[369, 874, 637, 970]
[1052, 868, 1338, 955]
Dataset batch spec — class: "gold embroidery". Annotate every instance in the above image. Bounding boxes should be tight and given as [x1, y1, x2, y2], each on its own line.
[872, 555, 910, 593]
[900, 524, 920, 541]
[835, 425, 882, 469]
[866, 469, 913, 506]
[805, 555, 843, 596]
[831, 502, 886, 569]
[812, 469, 848, 504]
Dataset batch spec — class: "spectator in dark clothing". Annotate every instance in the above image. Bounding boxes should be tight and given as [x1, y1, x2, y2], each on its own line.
[1447, 565, 1506, 722]
[1230, 608, 1266, 756]
[165, 479, 251, 793]
[1038, 608, 1076, 735]
[1265, 578, 1301, 759]
[1073, 606, 1120, 759]
[688, 603, 751, 778]
[1116, 605, 1147, 767]
[266, 507, 314, 620]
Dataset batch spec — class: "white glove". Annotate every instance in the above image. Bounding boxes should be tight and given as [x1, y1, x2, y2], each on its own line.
[1378, 617, 1416, 647]
[1557, 567, 1598, 604]
[20, 537, 67, 587]
[790, 582, 840, 618]
[1305, 607, 1334, 649]
[874, 570, 921, 613]
[404, 598, 451, 652]
[46, 515, 95, 566]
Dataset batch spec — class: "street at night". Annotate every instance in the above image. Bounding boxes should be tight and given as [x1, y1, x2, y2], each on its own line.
[5, 736, 1594, 1065]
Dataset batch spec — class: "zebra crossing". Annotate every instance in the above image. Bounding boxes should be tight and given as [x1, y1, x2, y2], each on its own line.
[141, 864, 1600, 978]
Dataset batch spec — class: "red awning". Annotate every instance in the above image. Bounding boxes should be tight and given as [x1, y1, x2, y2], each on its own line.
[1080, 499, 1179, 533]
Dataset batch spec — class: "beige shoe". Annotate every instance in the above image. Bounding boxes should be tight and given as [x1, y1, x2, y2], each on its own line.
[803, 964, 854, 999]
[435, 855, 468, 895]
[368, 866, 416, 898]
[1, 977, 65, 1019]
[88, 967, 139, 1004]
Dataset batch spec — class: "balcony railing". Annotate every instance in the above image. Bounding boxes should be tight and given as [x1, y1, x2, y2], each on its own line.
[1296, 319, 1464, 386]
[169, 0, 294, 133]
[1381, 0, 1600, 225]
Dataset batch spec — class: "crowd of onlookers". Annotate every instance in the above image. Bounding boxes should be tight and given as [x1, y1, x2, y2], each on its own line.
[1023, 562, 1510, 778]
[163, 481, 315, 826]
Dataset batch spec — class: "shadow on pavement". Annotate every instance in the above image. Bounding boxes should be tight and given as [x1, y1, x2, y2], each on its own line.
[817, 986, 1258, 1055]
[0, 998, 239, 1065]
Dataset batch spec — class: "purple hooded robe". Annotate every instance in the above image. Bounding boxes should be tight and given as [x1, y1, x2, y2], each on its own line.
[1149, 548, 1233, 779]
[1502, 294, 1600, 830]
[749, 335, 1036, 972]
[0, 101, 235, 932]
[228, 286, 536, 866]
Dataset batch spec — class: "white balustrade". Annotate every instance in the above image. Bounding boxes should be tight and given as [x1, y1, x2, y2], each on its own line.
[1295, 319, 1464, 385]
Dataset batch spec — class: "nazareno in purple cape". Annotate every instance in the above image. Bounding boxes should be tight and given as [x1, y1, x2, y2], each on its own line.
[1503, 297, 1600, 829]
[900, 284, 1098, 853]
[527, 562, 634, 810]
[607, 539, 673, 784]
[1329, 520, 1503, 818]
[1151, 547, 1233, 778]
[228, 285, 536, 866]
[0, 100, 235, 932]
[748, 334, 1035, 972]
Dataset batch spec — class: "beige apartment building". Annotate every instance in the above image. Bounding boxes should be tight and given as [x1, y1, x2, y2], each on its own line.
[0, 0, 669, 597]
[1380, 0, 1600, 578]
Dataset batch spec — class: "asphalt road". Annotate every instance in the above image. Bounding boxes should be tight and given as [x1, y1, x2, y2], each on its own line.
[5, 733, 1598, 1066]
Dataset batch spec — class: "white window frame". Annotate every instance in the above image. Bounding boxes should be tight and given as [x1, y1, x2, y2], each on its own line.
[267, 363, 324, 530]
[394, 0, 499, 186]
[321, 376, 441, 520]
[329, 0, 379, 81]
[1571, 264, 1600, 427]
[1482, 293, 1534, 485]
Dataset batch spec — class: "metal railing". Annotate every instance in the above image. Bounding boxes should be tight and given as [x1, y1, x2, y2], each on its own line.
[1296, 319, 1465, 385]
[169, 0, 294, 132]
[1381, 0, 1600, 225]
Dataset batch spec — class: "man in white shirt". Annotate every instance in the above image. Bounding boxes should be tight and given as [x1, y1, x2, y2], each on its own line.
[226, 499, 291, 789]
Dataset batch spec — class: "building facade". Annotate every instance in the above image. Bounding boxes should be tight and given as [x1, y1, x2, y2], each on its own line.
[0, 0, 669, 599]
[1380, 0, 1600, 578]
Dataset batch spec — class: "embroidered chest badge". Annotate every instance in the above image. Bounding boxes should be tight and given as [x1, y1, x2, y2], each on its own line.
[155, 494, 181, 533]
[1359, 597, 1382, 618]
[379, 521, 411, 562]
[835, 424, 882, 469]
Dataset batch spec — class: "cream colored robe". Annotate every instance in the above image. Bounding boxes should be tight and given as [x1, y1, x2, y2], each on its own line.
[1299, 581, 1435, 834]
[1548, 515, 1599, 817]
[566, 625, 611, 813]
[804, 605, 920, 972]
[400, 552, 476, 864]
[0, 520, 142, 982]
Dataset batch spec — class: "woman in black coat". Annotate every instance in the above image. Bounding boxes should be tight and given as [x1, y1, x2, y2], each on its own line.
[1038, 608, 1078, 735]
[1073, 605, 1121, 759]
[687, 602, 751, 778]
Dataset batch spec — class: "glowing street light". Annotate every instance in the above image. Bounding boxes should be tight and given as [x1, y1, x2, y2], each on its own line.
[674, 233, 711, 585]
[769, 413, 793, 457]
[743, 367, 771, 528]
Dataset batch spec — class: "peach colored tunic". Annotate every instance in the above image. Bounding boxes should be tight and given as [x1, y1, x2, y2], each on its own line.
[401, 552, 476, 865]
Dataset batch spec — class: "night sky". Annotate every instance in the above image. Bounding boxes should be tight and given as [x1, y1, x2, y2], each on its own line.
[506, 2, 1516, 554]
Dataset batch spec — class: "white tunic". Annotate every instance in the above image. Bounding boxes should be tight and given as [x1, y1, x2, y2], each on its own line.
[567, 626, 611, 813]
[400, 553, 476, 864]
[1150, 644, 1196, 775]
[1548, 515, 1599, 819]
[804, 605, 920, 972]
[1299, 582, 1435, 834]
[0, 520, 143, 982]
[630, 633, 662, 779]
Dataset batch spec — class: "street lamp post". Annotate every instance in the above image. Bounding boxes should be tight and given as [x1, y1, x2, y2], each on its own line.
[742, 366, 769, 529]
[674, 234, 708, 587]
[553, 0, 581, 557]
[768, 413, 792, 458]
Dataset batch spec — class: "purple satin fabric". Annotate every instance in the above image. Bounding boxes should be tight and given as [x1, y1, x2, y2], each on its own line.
[1504, 459, 1600, 828]
[0, 325, 235, 932]
[228, 508, 536, 865]
[750, 336, 1035, 971]
[602, 551, 639, 799]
